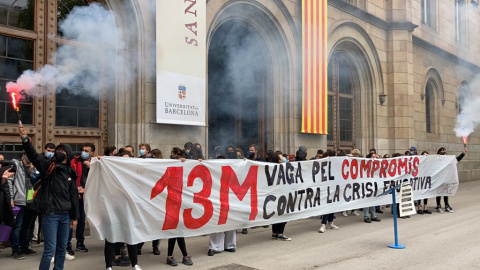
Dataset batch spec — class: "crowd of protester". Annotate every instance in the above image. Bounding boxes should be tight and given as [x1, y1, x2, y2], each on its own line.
[0, 127, 466, 269]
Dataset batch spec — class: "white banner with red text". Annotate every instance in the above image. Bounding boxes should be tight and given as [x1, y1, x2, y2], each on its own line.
[156, 0, 206, 125]
[85, 155, 459, 244]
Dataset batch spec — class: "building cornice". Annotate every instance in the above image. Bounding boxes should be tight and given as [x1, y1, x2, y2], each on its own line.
[328, 0, 417, 32]
[412, 36, 480, 72]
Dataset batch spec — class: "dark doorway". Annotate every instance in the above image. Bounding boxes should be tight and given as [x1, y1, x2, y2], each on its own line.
[208, 19, 273, 157]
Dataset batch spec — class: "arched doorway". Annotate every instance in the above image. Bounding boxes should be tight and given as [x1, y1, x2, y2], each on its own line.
[208, 19, 273, 156]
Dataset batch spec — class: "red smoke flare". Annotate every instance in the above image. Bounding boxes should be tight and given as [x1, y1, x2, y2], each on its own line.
[10, 92, 19, 111]
[463, 136, 468, 145]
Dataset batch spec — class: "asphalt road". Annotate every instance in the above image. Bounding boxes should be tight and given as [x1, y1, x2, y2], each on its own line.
[1, 181, 479, 270]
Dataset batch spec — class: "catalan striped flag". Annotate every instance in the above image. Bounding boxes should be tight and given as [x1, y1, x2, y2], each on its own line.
[301, 0, 328, 134]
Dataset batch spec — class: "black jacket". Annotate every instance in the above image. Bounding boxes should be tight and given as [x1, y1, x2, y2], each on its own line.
[456, 153, 465, 162]
[22, 139, 79, 220]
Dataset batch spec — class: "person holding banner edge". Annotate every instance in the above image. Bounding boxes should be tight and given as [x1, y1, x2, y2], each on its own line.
[435, 147, 466, 213]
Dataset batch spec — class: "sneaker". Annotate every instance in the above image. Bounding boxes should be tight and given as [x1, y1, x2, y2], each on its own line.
[276, 234, 291, 241]
[133, 265, 143, 270]
[182, 255, 193, 266]
[153, 247, 160, 255]
[65, 252, 75, 261]
[351, 210, 360, 216]
[113, 256, 131, 266]
[166, 257, 178, 266]
[208, 249, 215, 256]
[21, 248, 37, 255]
[318, 224, 326, 233]
[67, 247, 75, 256]
[364, 218, 371, 223]
[417, 209, 423, 214]
[11, 252, 25, 260]
[341, 211, 348, 217]
[76, 244, 88, 252]
[327, 223, 339, 230]
[445, 206, 453, 213]
[436, 206, 443, 213]
[423, 209, 432, 214]
[242, 229, 248, 234]
[224, 248, 236, 252]
[107, 268, 113, 270]
[376, 209, 384, 214]
[272, 233, 278, 239]
[371, 217, 381, 222]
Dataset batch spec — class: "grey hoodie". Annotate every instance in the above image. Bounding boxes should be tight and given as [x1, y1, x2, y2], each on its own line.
[7, 159, 31, 206]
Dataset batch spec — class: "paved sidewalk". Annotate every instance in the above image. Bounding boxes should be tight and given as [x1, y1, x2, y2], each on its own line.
[1, 181, 479, 270]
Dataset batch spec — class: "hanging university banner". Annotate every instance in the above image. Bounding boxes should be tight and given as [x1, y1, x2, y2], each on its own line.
[302, 0, 328, 134]
[156, 0, 206, 125]
[85, 155, 459, 244]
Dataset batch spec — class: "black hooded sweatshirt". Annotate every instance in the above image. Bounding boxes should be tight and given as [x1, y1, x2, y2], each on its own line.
[22, 139, 79, 219]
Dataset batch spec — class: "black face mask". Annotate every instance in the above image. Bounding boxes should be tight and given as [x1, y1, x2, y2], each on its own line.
[54, 152, 66, 163]
[227, 152, 236, 159]
[197, 150, 202, 156]
[247, 152, 255, 160]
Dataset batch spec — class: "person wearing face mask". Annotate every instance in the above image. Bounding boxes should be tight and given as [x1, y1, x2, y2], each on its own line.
[138, 143, 151, 158]
[183, 142, 195, 160]
[270, 151, 291, 241]
[225, 145, 237, 159]
[43, 143, 55, 160]
[435, 147, 466, 213]
[69, 143, 95, 254]
[18, 125, 79, 270]
[193, 143, 204, 160]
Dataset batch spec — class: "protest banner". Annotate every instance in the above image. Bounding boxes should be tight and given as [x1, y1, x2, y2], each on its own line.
[85, 155, 459, 244]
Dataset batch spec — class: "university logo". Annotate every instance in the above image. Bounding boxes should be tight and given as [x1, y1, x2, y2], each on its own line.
[178, 85, 187, 100]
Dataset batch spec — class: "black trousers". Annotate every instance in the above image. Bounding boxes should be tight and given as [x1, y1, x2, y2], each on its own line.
[272, 222, 287, 234]
[167, 237, 188, 257]
[436, 196, 449, 207]
[105, 241, 137, 268]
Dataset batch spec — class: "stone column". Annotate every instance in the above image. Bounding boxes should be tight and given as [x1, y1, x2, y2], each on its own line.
[385, 0, 417, 152]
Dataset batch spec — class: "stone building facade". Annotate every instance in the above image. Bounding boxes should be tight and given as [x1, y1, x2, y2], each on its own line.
[0, 0, 478, 181]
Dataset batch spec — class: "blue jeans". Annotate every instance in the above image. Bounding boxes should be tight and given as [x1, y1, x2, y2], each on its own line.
[364, 206, 377, 219]
[68, 199, 85, 248]
[39, 213, 70, 270]
[10, 205, 26, 253]
[321, 213, 334, 224]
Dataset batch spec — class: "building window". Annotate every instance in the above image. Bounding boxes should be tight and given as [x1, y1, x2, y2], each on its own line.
[0, 0, 34, 30]
[327, 52, 356, 150]
[0, 142, 24, 160]
[56, 87, 99, 128]
[425, 80, 436, 134]
[455, 0, 467, 44]
[0, 35, 33, 124]
[422, 0, 436, 28]
[57, 0, 89, 36]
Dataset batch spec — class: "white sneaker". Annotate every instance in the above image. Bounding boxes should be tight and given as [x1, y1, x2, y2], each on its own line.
[445, 206, 453, 213]
[341, 211, 348, 217]
[107, 268, 113, 270]
[327, 223, 339, 230]
[133, 265, 143, 270]
[65, 252, 75, 261]
[351, 210, 360, 216]
[318, 224, 326, 233]
[436, 206, 444, 213]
